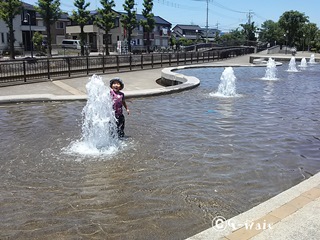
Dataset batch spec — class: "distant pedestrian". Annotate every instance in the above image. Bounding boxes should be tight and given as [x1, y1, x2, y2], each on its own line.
[110, 77, 130, 138]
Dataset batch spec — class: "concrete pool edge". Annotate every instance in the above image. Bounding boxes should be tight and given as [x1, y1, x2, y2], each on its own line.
[187, 172, 320, 240]
[0, 67, 201, 104]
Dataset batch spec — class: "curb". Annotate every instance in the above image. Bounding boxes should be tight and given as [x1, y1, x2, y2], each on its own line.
[0, 67, 201, 104]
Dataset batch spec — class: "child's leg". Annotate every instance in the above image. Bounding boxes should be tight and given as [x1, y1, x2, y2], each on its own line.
[117, 115, 125, 137]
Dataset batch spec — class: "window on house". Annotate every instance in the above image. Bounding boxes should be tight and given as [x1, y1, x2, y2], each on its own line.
[56, 21, 64, 29]
[114, 18, 119, 27]
[1, 33, 4, 43]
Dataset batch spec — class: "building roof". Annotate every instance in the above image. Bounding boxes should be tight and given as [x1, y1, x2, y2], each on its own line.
[173, 24, 202, 30]
[22, 2, 34, 10]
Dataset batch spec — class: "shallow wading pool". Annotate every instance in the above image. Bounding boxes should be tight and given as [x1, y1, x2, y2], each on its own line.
[0, 63, 320, 239]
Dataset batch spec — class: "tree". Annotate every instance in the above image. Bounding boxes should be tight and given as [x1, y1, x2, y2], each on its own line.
[278, 11, 309, 47]
[70, 0, 91, 56]
[0, 0, 22, 59]
[35, 0, 61, 57]
[94, 0, 117, 55]
[32, 31, 44, 53]
[220, 28, 245, 46]
[258, 20, 283, 46]
[301, 23, 318, 51]
[140, 0, 155, 53]
[121, 0, 137, 53]
[313, 30, 320, 52]
[240, 22, 257, 46]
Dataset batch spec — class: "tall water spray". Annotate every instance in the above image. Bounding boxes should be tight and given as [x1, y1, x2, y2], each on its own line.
[210, 67, 237, 97]
[262, 58, 278, 80]
[287, 57, 299, 72]
[309, 54, 316, 64]
[68, 74, 120, 156]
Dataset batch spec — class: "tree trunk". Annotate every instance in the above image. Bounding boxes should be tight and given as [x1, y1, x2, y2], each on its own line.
[46, 23, 52, 57]
[146, 32, 150, 53]
[9, 22, 15, 59]
[127, 31, 132, 53]
[80, 26, 85, 56]
[105, 31, 110, 55]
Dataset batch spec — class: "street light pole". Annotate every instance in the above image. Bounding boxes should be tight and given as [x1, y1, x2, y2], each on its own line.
[24, 13, 33, 58]
[284, 30, 289, 54]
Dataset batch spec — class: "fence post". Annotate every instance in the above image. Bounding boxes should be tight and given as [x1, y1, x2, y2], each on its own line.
[47, 58, 51, 80]
[197, 51, 199, 63]
[141, 55, 143, 69]
[23, 61, 27, 82]
[177, 52, 179, 66]
[86, 55, 89, 75]
[129, 54, 132, 71]
[67, 57, 71, 77]
[169, 53, 171, 66]
[102, 54, 105, 73]
[116, 55, 119, 72]
[151, 54, 154, 68]
[184, 52, 187, 65]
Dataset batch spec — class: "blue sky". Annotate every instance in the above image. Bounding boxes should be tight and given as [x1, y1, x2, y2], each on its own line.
[26, 0, 320, 32]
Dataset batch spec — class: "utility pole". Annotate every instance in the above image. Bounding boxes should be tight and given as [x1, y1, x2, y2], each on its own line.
[247, 10, 253, 25]
[206, 0, 209, 43]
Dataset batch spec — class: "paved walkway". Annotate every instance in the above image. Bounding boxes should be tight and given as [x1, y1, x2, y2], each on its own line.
[0, 51, 319, 239]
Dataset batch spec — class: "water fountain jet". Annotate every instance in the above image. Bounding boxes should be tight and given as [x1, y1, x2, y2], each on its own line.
[299, 58, 308, 68]
[262, 58, 278, 80]
[309, 54, 316, 64]
[287, 57, 299, 72]
[67, 74, 121, 156]
[210, 67, 237, 97]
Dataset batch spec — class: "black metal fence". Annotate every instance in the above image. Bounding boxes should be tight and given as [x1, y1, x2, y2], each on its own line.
[0, 46, 254, 86]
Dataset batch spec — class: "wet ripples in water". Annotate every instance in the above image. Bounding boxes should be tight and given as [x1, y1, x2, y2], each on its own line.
[0, 63, 319, 239]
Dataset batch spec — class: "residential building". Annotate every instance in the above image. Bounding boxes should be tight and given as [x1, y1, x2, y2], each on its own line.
[172, 24, 220, 42]
[65, 11, 172, 53]
[172, 24, 202, 41]
[0, 2, 70, 55]
[0, 2, 42, 54]
[43, 12, 70, 46]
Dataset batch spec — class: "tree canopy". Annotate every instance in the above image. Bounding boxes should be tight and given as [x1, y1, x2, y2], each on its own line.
[121, 0, 137, 53]
[35, 0, 62, 57]
[70, 0, 91, 56]
[278, 10, 309, 47]
[95, 0, 117, 55]
[140, 0, 155, 52]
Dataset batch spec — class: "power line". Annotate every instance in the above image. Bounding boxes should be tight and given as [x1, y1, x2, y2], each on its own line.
[211, 0, 247, 14]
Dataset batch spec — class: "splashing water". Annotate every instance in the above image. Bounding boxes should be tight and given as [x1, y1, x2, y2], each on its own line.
[262, 58, 278, 80]
[210, 67, 237, 97]
[309, 54, 316, 64]
[67, 74, 121, 156]
[287, 57, 299, 72]
[299, 58, 308, 68]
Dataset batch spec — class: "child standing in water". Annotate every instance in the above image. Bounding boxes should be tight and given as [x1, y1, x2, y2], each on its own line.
[110, 77, 129, 138]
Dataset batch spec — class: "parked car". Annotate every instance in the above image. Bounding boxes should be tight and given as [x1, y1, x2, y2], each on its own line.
[61, 39, 81, 50]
